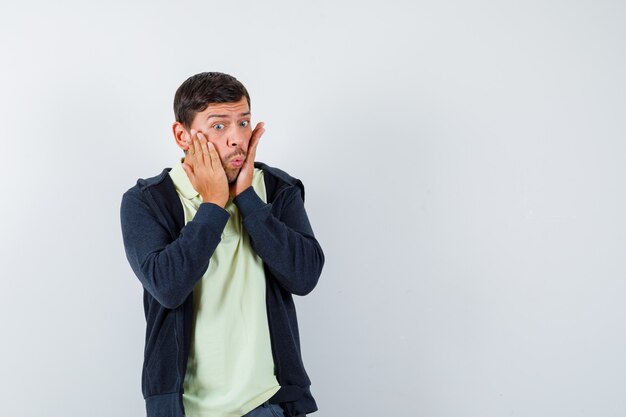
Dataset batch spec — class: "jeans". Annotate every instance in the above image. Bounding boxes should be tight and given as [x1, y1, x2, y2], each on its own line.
[242, 401, 285, 417]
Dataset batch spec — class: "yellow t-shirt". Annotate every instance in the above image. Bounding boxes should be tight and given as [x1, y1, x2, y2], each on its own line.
[169, 161, 280, 417]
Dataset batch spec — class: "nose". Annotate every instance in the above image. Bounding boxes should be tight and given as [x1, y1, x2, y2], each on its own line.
[227, 128, 247, 148]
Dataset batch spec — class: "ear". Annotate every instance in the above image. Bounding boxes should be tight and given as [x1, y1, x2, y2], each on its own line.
[172, 121, 190, 152]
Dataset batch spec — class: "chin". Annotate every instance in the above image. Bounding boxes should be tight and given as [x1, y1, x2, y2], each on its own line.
[226, 170, 240, 184]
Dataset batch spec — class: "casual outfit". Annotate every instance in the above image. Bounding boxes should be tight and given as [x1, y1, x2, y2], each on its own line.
[120, 161, 324, 417]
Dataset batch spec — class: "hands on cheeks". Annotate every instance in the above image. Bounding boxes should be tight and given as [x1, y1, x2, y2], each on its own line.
[181, 130, 229, 208]
[181, 122, 265, 207]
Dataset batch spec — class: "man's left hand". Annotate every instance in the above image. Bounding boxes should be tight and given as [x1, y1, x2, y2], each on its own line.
[230, 121, 265, 197]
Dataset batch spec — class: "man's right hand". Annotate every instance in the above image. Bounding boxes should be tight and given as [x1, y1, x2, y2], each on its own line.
[181, 130, 229, 208]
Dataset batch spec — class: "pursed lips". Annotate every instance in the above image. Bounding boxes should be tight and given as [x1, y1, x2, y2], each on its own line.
[227, 153, 246, 168]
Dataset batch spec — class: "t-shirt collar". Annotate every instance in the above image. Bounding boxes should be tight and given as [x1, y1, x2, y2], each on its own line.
[169, 158, 199, 200]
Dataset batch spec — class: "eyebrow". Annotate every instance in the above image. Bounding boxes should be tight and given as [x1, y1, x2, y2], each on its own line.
[207, 111, 251, 120]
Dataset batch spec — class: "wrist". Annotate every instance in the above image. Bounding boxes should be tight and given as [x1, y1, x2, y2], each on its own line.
[201, 194, 227, 208]
[236, 184, 252, 196]
[233, 187, 265, 217]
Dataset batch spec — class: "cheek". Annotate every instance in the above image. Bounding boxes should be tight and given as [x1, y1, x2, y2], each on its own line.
[215, 145, 229, 160]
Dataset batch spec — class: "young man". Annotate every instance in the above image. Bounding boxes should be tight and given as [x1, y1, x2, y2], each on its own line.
[120, 72, 324, 417]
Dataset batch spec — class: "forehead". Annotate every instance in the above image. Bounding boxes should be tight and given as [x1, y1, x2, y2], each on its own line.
[201, 96, 249, 116]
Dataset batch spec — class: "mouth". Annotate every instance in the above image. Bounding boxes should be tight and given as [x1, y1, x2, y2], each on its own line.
[229, 156, 245, 168]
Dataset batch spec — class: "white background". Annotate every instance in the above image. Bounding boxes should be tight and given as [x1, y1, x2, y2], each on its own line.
[1, 1, 625, 416]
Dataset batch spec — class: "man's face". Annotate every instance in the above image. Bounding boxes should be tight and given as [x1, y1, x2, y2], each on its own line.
[187, 96, 252, 183]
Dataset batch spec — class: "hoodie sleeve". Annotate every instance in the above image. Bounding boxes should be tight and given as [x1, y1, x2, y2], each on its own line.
[234, 185, 325, 295]
[120, 188, 229, 309]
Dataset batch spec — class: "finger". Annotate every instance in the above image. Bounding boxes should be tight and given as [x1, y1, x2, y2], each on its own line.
[188, 129, 198, 155]
[192, 130, 206, 164]
[197, 131, 210, 155]
[251, 122, 265, 138]
[207, 142, 222, 171]
[248, 125, 265, 160]
[251, 127, 265, 145]
[250, 122, 265, 145]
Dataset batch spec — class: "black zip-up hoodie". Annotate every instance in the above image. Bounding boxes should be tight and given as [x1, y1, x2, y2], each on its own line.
[120, 162, 324, 417]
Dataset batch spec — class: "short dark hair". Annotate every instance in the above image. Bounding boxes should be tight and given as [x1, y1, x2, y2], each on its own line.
[173, 72, 251, 128]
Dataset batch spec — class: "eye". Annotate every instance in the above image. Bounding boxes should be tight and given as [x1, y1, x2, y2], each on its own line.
[213, 123, 225, 130]
[240, 120, 250, 127]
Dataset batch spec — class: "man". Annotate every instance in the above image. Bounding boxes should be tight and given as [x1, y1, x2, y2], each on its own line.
[120, 72, 324, 417]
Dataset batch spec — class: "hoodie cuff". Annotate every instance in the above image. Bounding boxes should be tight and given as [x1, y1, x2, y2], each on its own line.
[234, 186, 266, 218]
[193, 202, 230, 232]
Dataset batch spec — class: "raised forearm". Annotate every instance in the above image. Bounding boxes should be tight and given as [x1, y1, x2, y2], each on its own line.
[121, 193, 229, 308]
[235, 187, 324, 295]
